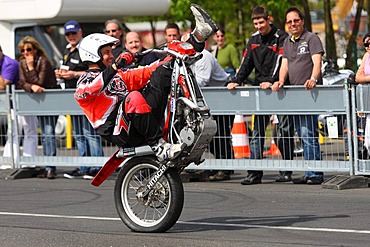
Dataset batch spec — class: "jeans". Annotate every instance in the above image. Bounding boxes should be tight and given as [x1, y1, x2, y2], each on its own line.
[294, 115, 323, 178]
[247, 115, 270, 177]
[38, 116, 58, 171]
[209, 115, 234, 159]
[276, 115, 322, 178]
[224, 67, 236, 79]
[248, 115, 292, 177]
[208, 115, 234, 176]
[249, 115, 270, 160]
[72, 115, 103, 173]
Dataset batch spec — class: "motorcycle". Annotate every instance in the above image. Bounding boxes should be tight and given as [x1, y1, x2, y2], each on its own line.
[322, 59, 354, 86]
[90, 41, 217, 233]
[318, 59, 354, 137]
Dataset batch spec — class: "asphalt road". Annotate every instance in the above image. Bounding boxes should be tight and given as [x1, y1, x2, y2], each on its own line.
[1, 170, 370, 247]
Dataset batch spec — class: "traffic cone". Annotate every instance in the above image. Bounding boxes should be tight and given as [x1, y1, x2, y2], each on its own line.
[263, 116, 281, 156]
[263, 138, 281, 156]
[231, 115, 250, 158]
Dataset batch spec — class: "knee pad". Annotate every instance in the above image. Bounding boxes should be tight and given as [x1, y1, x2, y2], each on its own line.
[125, 91, 152, 114]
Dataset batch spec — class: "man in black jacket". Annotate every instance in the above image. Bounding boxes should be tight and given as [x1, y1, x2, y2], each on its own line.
[227, 6, 291, 185]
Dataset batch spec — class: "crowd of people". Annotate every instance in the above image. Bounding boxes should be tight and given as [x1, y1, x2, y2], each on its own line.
[0, 4, 358, 185]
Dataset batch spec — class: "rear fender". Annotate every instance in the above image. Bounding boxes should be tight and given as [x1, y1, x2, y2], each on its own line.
[91, 146, 156, 187]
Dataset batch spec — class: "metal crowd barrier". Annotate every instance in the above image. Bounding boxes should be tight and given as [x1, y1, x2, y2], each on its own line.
[1, 84, 361, 176]
[189, 85, 353, 174]
[0, 87, 14, 166]
[353, 84, 370, 175]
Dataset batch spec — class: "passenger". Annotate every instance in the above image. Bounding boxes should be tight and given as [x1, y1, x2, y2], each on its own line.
[17, 36, 58, 178]
[272, 7, 324, 185]
[75, 4, 218, 162]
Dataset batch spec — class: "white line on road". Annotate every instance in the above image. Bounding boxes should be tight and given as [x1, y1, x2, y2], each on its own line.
[1, 211, 370, 235]
[0, 211, 120, 221]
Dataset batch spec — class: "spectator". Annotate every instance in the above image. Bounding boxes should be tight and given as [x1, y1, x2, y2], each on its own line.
[75, 4, 217, 162]
[17, 36, 58, 178]
[124, 31, 160, 67]
[180, 32, 234, 181]
[55, 20, 104, 180]
[355, 33, 370, 154]
[153, 23, 181, 62]
[228, 6, 290, 185]
[211, 25, 240, 78]
[0, 45, 18, 90]
[0, 46, 26, 169]
[190, 43, 234, 181]
[164, 23, 181, 43]
[189, 48, 231, 87]
[272, 7, 324, 185]
[104, 19, 125, 60]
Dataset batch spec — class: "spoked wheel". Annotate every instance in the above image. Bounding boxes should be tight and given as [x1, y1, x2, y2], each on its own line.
[114, 156, 184, 233]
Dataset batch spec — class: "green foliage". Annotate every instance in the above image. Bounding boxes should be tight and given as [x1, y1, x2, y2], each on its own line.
[123, 0, 332, 56]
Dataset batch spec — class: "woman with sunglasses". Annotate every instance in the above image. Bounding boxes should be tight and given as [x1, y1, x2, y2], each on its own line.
[355, 33, 370, 155]
[18, 36, 58, 179]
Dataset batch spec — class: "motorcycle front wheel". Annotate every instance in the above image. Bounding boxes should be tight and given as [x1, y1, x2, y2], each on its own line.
[114, 156, 184, 233]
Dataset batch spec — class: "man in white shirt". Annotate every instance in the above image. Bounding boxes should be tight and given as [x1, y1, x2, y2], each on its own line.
[192, 49, 231, 87]
[184, 33, 233, 181]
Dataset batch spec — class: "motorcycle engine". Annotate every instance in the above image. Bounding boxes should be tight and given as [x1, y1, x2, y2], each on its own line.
[180, 127, 195, 146]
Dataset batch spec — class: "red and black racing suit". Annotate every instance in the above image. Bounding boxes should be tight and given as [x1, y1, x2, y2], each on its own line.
[74, 58, 172, 148]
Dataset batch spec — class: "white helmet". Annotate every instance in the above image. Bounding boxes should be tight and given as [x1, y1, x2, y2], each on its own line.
[78, 33, 118, 63]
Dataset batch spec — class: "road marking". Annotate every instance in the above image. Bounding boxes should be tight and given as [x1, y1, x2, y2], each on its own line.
[178, 221, 370, 234]
[0, 212, 120, 221]
[1, 211, 370, 235]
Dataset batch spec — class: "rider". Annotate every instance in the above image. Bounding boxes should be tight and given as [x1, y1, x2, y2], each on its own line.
[75, 4, 218, 162]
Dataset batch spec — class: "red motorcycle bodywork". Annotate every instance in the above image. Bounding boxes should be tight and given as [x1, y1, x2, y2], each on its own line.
[91, 150, 126, 187]
[167, 41, 196, 55]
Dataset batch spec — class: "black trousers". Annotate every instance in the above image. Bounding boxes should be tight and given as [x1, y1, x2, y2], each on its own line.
[98, 66, 173, 148]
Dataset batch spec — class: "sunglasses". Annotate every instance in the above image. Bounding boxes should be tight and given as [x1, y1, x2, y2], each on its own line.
[286, 19, 301, 25]
[21, 48, 33, 53]
[105, 29, 117, 34]
[66, 32, 77, 36]
[365, 42, 370, 48]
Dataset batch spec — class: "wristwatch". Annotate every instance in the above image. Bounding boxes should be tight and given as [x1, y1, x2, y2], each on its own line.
[74, 72, 79, 79]
[310, 76, 318, 83]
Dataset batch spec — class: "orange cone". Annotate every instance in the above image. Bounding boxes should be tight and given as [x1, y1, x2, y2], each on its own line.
[263, 139, 281, 156]
[231, 115, 250, 158]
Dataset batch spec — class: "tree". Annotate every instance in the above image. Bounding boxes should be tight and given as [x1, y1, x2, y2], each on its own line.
[298, 0, 312, 32]
[345, 0, 364, 70]
[324, 0, 337, 68]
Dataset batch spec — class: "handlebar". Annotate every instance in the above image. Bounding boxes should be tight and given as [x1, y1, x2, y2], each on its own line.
[135, 46, 203, 64]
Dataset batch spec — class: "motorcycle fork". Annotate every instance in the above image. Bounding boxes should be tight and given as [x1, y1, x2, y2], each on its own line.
[138, 161, 171, 198]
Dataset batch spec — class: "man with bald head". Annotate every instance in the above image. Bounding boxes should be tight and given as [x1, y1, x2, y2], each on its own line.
[125, 31, 160, 67]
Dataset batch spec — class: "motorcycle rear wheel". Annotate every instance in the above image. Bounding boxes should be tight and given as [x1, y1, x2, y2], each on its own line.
[114, 156, 184, 233]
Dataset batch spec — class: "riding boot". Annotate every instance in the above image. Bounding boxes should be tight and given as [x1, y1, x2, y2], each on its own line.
[190, 4, 218, 42]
